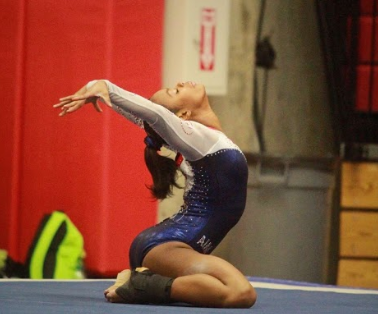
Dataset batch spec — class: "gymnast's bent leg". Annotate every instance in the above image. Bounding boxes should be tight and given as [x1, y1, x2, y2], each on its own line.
[106, 241, 257, 308]
[145, 241, 256, 308]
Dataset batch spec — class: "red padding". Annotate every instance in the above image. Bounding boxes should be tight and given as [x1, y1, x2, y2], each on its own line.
[0, 0, 164, 276]
[356, 65, 378, 112]
[356, 16, 378, 63]
[0, 0, 24, 254]
[360, 0, 378, 15]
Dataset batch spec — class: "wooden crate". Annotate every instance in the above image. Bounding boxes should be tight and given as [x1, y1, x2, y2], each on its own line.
[340, 211, 378, 257]
[341, 162, 378, 209]
[338, 161, 378, 289]
[338, 259, 378, 289]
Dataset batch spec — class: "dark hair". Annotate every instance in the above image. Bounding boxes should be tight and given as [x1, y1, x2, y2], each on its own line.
[143, 122, 182, 199]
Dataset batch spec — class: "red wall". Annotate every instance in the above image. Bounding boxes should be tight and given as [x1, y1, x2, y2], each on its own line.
[0, 0, 164, 276]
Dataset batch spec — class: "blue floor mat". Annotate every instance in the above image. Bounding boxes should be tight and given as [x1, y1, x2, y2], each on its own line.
[1, 279, 377, 314]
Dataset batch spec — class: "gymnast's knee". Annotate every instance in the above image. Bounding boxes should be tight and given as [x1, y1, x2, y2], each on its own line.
[223, 283, 257, 308]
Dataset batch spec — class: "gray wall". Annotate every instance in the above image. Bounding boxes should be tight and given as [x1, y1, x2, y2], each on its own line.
[211, 0, 335, 156]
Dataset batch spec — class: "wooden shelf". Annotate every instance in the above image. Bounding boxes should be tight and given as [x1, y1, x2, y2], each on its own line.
[338, 259, 378, 289]
[341, 162, 378, 209]
[340, 211, 378, 257]
[338, 161, 378, 289]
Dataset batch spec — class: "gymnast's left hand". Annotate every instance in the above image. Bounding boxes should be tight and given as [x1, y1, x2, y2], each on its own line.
[53, 80, 111, 117]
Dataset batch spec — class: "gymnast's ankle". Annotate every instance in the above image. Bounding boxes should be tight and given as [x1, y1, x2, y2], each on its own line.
[115, 268, 174, 304]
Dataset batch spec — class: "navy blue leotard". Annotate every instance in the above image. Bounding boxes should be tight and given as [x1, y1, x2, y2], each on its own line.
[93, 80, 248, 269]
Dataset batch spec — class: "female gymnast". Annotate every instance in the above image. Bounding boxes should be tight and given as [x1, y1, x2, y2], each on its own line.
[54, 80, 257, 308]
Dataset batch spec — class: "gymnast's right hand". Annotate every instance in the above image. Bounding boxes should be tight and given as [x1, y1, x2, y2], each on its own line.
[53, 80, 111, 117]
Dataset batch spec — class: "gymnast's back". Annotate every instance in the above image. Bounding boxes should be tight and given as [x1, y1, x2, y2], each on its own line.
[102, 80, 248, 213]
[100, 81, 248, 262]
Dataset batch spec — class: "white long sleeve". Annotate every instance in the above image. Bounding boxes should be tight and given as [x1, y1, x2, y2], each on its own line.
[102, 80, 238, 161]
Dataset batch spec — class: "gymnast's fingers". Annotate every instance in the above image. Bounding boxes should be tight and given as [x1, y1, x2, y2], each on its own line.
[58, 108, 68, 117]
[58, 94, 78, 102]
[53, 99, 72, 108]
[63, 100, 85, 113]
[69, 91, 100, 102]
[93, 100, 103, 112]
[84, 96, 103, 112]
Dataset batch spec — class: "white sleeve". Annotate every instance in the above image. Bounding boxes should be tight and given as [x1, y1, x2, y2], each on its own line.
[87, 80, 143, 128]
[102, 80, 222, 161]
[112, 104, 144, 128]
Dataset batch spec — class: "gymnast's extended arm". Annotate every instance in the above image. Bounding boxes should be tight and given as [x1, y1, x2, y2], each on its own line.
[54, 80, 221, 161]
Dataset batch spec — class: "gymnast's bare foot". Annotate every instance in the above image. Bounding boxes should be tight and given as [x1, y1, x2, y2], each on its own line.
[105, 267, 149, 303]
[104, 269, 131, 302]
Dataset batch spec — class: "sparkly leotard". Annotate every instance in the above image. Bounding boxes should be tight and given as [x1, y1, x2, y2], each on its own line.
[97, 80, 248, 268]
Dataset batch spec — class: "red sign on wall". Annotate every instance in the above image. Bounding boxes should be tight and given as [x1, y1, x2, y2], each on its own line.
[200, 8, 216, 71]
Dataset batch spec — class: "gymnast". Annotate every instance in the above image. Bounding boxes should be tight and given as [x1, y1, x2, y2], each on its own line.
[54, 80, 257, 308]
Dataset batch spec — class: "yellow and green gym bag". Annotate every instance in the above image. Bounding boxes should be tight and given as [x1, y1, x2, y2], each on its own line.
[25, 211, 85, 279]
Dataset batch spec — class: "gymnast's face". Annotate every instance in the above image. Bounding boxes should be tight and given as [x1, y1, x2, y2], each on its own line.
[150, 81, 207, 114]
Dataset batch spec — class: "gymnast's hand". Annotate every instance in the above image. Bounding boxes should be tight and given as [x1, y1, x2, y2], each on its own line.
[53, 80, 111, 117]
